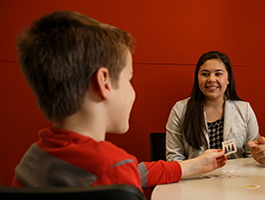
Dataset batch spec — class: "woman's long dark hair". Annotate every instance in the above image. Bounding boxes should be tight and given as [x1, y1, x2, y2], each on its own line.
[183, 51, 241, 150]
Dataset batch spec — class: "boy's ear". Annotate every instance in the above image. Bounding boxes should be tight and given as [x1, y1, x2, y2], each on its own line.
[96, 67, 112, 100]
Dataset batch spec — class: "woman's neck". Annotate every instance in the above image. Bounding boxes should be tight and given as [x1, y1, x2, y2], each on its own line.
[204, 97, 225, 123]
[204, 95, 225, 108]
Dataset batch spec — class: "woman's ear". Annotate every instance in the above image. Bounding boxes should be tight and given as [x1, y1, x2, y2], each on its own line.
[96, 67, 112, 100]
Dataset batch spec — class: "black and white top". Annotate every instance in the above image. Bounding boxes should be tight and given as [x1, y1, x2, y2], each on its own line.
[207, 117, 224, 149]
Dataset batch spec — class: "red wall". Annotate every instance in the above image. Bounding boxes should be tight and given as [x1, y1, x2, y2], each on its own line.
[1, 0, 265, 187]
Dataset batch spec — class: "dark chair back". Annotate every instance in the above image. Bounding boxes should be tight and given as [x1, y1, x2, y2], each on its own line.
[0, 184, 146, 200]
[149, 133, 166, 161]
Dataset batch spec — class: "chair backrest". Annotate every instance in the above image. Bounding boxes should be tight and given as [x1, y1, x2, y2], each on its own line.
[0, 184, 146, 200]
[149, 133, 166, 161]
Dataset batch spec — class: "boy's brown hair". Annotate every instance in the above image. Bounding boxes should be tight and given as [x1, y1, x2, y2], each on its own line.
[17, 11, 133, 121]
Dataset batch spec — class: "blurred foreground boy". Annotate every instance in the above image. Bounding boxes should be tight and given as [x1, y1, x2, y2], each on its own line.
[12, 11, 226, 191]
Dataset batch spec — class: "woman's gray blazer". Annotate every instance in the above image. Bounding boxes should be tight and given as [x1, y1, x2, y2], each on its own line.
[166, 97, 260, 161]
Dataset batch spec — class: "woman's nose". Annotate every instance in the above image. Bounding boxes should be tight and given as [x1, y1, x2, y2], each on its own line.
[207, 74, 216, 82]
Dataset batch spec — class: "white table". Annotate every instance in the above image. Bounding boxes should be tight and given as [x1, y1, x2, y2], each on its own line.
[151, 158, 265, 200]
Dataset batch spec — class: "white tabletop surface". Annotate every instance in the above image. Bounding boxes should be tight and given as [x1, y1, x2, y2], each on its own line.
[151, 158, 265, 200]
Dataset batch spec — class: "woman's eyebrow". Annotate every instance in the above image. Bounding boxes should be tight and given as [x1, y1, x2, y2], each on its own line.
[214, 69, 225, 72]
[199, 69, 209, 72]
[200, 69, 224, 72]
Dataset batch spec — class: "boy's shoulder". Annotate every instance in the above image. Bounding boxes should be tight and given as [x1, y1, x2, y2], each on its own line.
[13, 128, 139, 187]
[38, 127, 138, 172]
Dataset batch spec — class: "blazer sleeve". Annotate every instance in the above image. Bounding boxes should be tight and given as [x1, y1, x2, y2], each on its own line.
[244, 102, 260, 157]
[165, 99, 188, 161]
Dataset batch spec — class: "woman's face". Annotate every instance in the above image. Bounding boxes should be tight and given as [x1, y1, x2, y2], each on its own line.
[198, 59, 229, 102]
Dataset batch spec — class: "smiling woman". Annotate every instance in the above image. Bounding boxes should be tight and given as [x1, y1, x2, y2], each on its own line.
[198, 59, 229, 104]
[165, 51, 260, 161]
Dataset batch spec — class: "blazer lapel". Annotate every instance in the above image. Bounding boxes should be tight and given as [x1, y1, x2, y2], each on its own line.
[223, 100, 235, 141]
[203, 110, 210, 148]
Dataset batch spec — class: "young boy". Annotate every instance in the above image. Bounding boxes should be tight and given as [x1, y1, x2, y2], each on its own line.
[12, 11, 226, 191]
